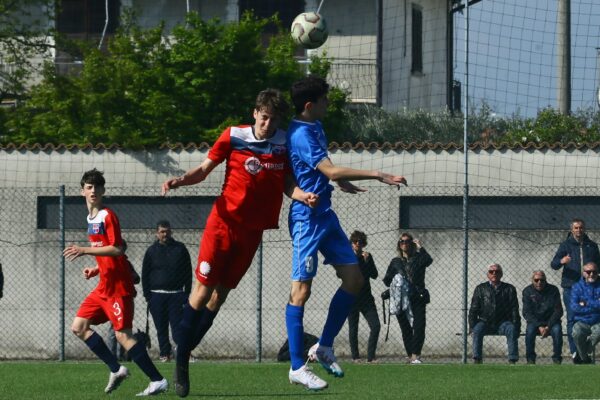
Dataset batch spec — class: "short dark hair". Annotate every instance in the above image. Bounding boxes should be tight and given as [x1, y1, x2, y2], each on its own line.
[571, 218, 585, 227]
[156, 220, 171, 230]
[290, 75, 329, 114]
[80, 168, 105, 188]
[255, 88, 289, 118]
[349, 230, 367, 246]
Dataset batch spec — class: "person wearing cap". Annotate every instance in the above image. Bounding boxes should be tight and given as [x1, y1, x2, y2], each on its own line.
[522, 270, 563, 364]
[468, 263, 520, 364]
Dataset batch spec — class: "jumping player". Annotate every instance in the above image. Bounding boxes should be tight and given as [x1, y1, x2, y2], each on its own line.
[285, 75, 407, 390]
[63, 169, 168, 396]
[161, 89, 318, 398]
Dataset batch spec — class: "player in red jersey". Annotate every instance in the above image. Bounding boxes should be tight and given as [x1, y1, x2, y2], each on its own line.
[161, 89, 318, 398]
[63, 168, 168, 396]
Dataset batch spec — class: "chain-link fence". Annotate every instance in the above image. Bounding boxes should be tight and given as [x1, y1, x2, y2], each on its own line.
[0, 182, 583, 364]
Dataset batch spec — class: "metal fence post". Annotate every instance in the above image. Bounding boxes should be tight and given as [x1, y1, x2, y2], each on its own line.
[59, 185, 66, 361]
[256, 240, 263, 362]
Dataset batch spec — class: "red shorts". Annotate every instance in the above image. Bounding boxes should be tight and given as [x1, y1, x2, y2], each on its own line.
[76, 290, 134, 331]
[195, 211, 263, 289]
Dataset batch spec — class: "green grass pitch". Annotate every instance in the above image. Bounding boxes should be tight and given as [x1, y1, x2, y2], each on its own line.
[0, 360, 598, 399]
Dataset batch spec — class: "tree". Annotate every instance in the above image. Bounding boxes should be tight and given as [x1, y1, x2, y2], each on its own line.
[2, 11, 310, 146]
[0, 0, 55, 103]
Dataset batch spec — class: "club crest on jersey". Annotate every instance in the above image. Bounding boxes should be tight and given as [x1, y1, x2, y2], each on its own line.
[244, 157, 263, 175]
[88, 222, 104, 235]
[199, 261, 211, 276]
[272, 144, 286, 155]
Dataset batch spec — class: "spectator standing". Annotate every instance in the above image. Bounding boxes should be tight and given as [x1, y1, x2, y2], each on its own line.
[347, 231, 380, 363]
[522, 270, 563, 364]
[551, 218, 600, 362]
[468, 263, 520, 364]
[142, 220, 192, 362]
[570, 262, 600, 364]
[383, 233, 433, 364]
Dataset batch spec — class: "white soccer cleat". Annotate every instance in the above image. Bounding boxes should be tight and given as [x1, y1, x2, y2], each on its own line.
[136, 378, 168, 396]
[308, 343, 344, 377]
[105, 365, 130, 393]
[289, 365, 328, 390]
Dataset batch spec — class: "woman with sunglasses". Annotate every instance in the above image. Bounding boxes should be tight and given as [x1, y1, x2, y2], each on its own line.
[383, 233, 433, 364]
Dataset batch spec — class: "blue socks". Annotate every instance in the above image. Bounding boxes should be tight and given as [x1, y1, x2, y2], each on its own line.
[128, 341, 163, 381]
[286, 304, 305, 371]
[320, 288, 356, 347]
[85, 331, 120, 373]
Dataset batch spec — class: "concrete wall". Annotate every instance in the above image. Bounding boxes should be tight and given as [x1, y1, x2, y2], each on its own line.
[0, 145, 598, 361]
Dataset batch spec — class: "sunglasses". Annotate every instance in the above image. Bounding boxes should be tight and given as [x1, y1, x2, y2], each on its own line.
[488, 270, 500, 275]
[584, 270, 598, 274]
[533, 278, 546, 283]
[399, 239, 412, 244]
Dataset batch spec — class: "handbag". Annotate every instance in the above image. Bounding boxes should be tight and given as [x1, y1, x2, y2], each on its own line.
[413, 287, 431, 304]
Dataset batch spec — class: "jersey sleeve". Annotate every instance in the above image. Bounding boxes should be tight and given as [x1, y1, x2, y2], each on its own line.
[208, 127, 232, 164]
[291, 126, 328, 170]
[104, 210, 123, 247]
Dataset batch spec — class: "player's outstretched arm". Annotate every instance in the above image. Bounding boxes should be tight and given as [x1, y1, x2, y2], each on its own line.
[161, 158, 218, 196]
[317, 158, 408, 187]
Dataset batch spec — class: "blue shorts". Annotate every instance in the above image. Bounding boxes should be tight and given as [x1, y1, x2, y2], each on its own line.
[289, 210, 357, 281]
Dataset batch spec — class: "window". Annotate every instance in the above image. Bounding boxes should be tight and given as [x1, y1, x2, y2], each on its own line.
[411, 5, 423, 74]
[57, 0, 120, 35]
[37, 196, 216, 229]
[399, 196, 600, 230]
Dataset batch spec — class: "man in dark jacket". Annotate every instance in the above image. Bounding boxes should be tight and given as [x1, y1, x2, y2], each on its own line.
[142, 220, 192, 362]
[550, 218, 600, 361]
[570, 262, 600, 364]
[522, 270, 563, 364]
[468, 263, 520, 364]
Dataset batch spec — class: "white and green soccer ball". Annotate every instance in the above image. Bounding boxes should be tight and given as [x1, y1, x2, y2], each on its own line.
[290, 12, 329, 49]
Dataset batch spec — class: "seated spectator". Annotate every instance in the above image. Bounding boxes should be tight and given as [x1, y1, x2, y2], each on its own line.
[570, 262, 600, 364]
[468, 263, 520, 364]
[522, 270, 563, 364]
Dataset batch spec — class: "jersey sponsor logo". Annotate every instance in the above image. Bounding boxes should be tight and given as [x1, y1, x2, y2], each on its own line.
[199, 261, 211, 277]
[89, 241, 104, 247]
[244, 157, 263, 175]
[305, 256, 314, 273]
[263, 162, 285, 170]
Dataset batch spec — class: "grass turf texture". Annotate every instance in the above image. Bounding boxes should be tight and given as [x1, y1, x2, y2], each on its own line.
[0, 361, 598, 399]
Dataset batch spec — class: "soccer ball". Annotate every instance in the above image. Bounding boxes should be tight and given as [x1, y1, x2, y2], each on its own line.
[290, 12, 329, 49]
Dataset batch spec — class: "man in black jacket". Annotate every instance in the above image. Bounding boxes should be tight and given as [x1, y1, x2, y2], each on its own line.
[550, 218, 600, 361]
[522, 270, 563, 364]
[468, 263, 520, 364]
[142, 220, 192, 362]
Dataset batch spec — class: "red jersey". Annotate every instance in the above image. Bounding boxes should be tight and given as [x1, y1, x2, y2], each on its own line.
[208, 125, 289, 230]
[87, 207, 134, 297]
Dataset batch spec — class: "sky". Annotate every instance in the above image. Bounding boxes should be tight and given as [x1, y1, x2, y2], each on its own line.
[453, 0, 600, 117]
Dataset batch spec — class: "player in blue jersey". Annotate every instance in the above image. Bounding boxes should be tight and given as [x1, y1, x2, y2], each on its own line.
[285, 75, 407, 390]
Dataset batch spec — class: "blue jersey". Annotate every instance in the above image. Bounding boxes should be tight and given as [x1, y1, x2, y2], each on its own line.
[287, 119, 333, 220]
